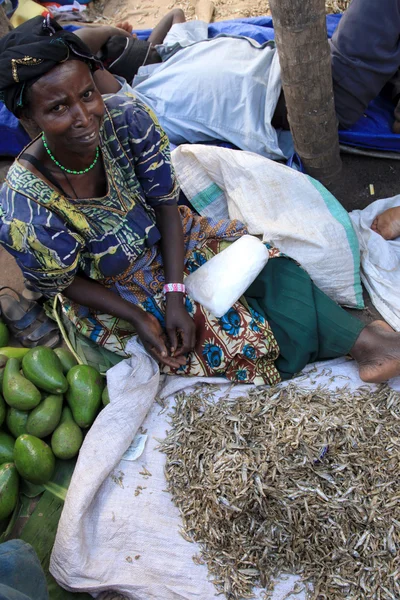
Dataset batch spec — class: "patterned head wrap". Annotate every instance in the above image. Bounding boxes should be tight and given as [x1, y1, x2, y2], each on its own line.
[0, 15, 102, 115]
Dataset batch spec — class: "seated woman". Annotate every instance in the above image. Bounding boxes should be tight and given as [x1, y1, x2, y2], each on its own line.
[1, 17, 400, 385]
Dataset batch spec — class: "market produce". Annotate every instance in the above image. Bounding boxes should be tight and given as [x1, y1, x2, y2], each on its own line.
[3, 358, 41, 410]
[54, 348, 78, 374]
[0, 348, 29, 360]
[14, 434, 55, 485]
[0, 394, 6, 428]
[0, 463, 19, 521]
[0, 342, 103, 525]
[26, 394, 63, 439]
[51, 407, 83, 460]
[102, 386, 110, 407]
[6, 407, 29, 438]
[0, 322, 9, 348]
[0, 431, 14, 464]
[66, 365, 104, 428]
[22, 347, 68, 394]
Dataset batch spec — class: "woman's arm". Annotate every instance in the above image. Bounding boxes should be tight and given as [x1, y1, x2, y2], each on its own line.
[93, 69, 121, 94]
[64, 275, 185, 368]
[148, 8, 186, 45]
[74, 25, 131, 54]
[154, 204, 196, 357]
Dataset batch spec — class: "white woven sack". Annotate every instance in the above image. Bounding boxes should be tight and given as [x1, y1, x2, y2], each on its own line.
[172, 145, 363, 308]
[350, 196, 400, 331]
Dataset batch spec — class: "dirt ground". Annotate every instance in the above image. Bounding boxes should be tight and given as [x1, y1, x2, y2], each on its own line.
[100, 0, 267, 28]
[98, 0, 350, 31]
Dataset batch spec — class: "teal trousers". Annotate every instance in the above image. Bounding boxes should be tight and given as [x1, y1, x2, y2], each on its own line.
[245, 257, 365, 380]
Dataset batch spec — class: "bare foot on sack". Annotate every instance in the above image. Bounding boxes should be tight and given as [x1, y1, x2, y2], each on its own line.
[351, 320, 400, 383]
[371, 207, 400, 240]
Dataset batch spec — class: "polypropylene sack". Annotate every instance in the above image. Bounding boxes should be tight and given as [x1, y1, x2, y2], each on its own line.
[172, 144, 363, 309]
[185, 235, 269, 317]
[350, 196, 400, 331]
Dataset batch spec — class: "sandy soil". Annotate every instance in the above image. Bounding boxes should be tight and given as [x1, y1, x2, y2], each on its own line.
[99, 0, 351, 32]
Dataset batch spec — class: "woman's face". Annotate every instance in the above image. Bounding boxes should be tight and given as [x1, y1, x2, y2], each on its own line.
[29, 60, 105, 155]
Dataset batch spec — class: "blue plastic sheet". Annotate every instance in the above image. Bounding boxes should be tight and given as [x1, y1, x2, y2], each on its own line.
[0, 104, 30, 157]
[2, 14, 400, 156]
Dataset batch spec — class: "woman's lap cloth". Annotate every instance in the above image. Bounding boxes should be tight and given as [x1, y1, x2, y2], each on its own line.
[245, 258, 364, 380]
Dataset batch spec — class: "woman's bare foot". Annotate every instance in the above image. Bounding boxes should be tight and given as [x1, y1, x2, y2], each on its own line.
[351, 320, 400, 383]
[115, 21, 134, 34]
[371, 207, 400, 240]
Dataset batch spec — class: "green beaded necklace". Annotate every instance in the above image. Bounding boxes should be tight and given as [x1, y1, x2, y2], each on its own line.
[42, 134, 99, 175]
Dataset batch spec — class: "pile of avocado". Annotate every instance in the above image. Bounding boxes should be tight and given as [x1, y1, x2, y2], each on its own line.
[0, 338, 110, 523]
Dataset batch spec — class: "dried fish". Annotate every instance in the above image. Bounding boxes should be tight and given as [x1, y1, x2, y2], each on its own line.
[160, 383, 400, 599]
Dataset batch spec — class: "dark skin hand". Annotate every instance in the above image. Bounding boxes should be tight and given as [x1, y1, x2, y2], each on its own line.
[19, 59, 194, 367]
[64, 276, 186, 369]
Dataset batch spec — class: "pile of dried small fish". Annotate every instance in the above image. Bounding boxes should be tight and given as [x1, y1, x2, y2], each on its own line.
[161, 384, 400, 599]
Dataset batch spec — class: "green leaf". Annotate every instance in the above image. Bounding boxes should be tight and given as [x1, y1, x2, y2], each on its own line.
[43, 481, 67, 502]
[21, 479, 45, 498]
[20, 491, 92, 600]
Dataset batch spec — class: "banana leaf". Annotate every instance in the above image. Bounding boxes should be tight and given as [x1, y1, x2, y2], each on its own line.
[46, 296, 124, 374]
[18, 458, 92, 600]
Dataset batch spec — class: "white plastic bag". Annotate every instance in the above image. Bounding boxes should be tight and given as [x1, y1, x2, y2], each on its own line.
[350, 196, 400, 331]
[185, 235, 269, 317]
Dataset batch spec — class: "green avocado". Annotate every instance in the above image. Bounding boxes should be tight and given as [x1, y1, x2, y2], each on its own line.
[0, 463, 19, 521]
[14, 434, 55, 485]
[0, 395, 6, 428]
[66, 365, 103, 428]
[26, 394, 63, 438]
[0, 431, 15, 464]
[2, 358, 41, 410]
[0, 355, 8, 390]
[53, 348, 78, 375]
[51, 406, 83, 460]
[22, 347, 68, 394]
[0, 322, 9, 348]
[101, 386, 110, 407]
[6, 408, 29, 438]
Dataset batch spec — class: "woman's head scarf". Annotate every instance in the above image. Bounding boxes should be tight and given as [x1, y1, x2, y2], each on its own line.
[0, 15, 102, 115]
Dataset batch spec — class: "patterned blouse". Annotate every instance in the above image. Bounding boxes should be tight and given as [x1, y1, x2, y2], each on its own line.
[0, 93, 179, 296]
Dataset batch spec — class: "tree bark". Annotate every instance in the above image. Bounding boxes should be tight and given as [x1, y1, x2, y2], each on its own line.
[269, 0, 341, 188]
[0, 4, 12, 38]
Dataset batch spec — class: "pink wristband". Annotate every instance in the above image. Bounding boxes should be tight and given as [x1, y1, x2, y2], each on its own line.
[163, 283, 186, 294]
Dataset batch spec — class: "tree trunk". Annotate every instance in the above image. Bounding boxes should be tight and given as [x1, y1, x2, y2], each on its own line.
[269, 0, 341, 188]
[0, 4, 12, 38]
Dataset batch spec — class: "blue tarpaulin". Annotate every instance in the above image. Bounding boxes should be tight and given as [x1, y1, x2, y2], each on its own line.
[1, 14, 399, 156]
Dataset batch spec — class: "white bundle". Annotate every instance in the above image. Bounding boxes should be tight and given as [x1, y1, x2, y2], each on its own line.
[185, 235, 269, 317]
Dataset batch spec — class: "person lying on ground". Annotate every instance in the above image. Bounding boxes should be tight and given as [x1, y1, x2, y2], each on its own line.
[1, 16, 400, 385]
[71, 0, 400, 163]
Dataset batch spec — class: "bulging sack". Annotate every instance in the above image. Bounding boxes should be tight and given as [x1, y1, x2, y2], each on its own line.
[185, 235, 269, 317]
